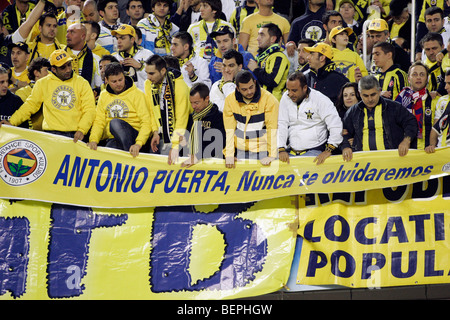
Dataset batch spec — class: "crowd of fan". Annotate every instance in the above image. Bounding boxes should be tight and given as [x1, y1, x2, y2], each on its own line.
[0, 0, 449, 168]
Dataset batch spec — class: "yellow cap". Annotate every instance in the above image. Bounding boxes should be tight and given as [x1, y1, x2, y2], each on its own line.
[49, 49, 73, 67]
[329, 26, 353, 40]
[304, 42, 334, 60]
[111, 24, 136, 38]
[367, 19, 389, 32]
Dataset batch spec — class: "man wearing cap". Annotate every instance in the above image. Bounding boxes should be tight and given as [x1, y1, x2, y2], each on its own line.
[247, 23, 290, 101]
[367, 18, 411, 74]
[278, 71, 342, 165]
[8, 42, 30, 93]
[65, 23, 102, 90]
[208, 25, 254, 84]
[329, 26, 368, 83]
[112, 24, 154, 92]
[137, 0, 179, 57]
[303, 42, 349, 104]
[2, 49, 96, 143]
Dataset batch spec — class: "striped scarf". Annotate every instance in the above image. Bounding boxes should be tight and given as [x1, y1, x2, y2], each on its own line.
[190, 102, 213, 156]
[152, 71, 176, 143]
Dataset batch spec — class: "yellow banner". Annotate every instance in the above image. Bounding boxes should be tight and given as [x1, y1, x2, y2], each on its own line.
[1, 126, 450, 208]
[296, 177, 450, 288]
[0, 197, 297, 300]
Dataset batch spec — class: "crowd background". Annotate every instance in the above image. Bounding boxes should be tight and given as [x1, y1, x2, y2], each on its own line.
[0, 0, 449, 166]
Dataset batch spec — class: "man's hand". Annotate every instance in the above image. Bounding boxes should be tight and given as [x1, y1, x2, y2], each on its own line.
[381, 90, 392, 99]
[151, 131, 160, 153]
[247, 59, 258, 71]
[213, 61, 223, 73]
[168, 148, 179, 165]
[279, 151, 290, 163]
[0, 120, 12, 127]
[129, 144, 141, 157]
[121, 57, 142, 69]
[225, 156, 236, 168]
[425, 144, 436, 153]
[313, 150, 331, 165]
[181, 154, 199, 167]
[87, 141, 98, 150]
[185, 61, 195, 78]
[342, 147, 353, 162]
[398, 137, 411, 157]
[73, 131, 84, 143]
[260, 156, 275, 166]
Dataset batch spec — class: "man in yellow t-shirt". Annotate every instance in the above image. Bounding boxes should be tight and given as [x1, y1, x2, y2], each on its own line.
[238, 0, 290, 57]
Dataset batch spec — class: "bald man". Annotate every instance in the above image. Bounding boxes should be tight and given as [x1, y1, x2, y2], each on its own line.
[82, 0, 101, 22]
[65, 23, 102, 89]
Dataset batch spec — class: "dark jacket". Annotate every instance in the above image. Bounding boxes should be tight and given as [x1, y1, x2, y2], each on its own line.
[186, 103, 225, 159]
[305, 62, 349, 105]
[342, 97, 418, 151]
[0, 90, 29, 128]
[287, 3, 327, 43]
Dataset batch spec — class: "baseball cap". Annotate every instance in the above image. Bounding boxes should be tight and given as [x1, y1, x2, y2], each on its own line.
[338, 0, 355, 7]
[367, 19, 389, 32]
[210, 26, 235, 38]
[49, 49, 73, 67]
[329, 26, 353, 40]
[111, 24, 136, 38]
[303, 42, 334, 60]
[8, 41, 29, 54]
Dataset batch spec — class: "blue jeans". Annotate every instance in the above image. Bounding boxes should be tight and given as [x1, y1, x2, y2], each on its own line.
[106, 119, 139, 151]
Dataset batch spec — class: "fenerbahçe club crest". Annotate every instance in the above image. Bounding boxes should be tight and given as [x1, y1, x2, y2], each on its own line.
[0, 139, 47, 186]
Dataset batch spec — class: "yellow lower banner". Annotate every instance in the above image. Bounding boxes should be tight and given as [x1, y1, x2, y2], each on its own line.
[0, 197, 297, 300]
[1, 126, 450, 208]
[296, 177, 450, 288]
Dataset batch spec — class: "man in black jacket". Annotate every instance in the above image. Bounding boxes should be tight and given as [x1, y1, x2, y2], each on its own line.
[303, 42, 349, 104]
[342, 75, 418, 162]
[182, 82, 225, 167]
[0, 66, 28, 129]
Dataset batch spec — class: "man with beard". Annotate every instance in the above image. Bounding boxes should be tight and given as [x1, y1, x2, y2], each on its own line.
[247, 23, 289, 101]
[1, 49, 95, 142]
[27, 13, 63, 63]
[278, 71, 342, 165]
[137, 0, 179, 56]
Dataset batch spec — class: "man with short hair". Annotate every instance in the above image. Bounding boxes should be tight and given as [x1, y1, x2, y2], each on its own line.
[144, 54, 192, 164]
[420, 32, 446, 97]
[187, 0, 235, 60]
[112, 24, 154, 91]
[295, 38, 316, 73]
[209, 49, 243, 111]
[82, 20, 111, 57]
[1, 49, 96, 142]
[88, 62, 151, 157]
[341, 75, 418, 161]
[208, 25, 254, 84]
[303, 42, 349, 104]
[56, 0, 85, 46]
[396, 61, 438, 150]
[65, 23, 102, 89]
[97, 0, 122, 53]
[99, 54, 119, 91]
[182, 82, 225, 166]
[137, 0, 179, 56]
[278, 71, 342, 165]
[125, 0, 145, 26]
[82, 0, 101, 22]
[8, 42, 30, 93]
[170, 31, 211, 88]
[27, 13, 63, 63]
[372, 41, 408, 100]
[321, 10, 344, 45]
[223, 70, 279, 167]
[247, 23, 290, 101]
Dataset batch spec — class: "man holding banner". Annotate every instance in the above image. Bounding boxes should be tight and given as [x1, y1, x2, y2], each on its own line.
[342, 75, 418, 161]
[278, 71, 342, 165]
